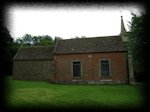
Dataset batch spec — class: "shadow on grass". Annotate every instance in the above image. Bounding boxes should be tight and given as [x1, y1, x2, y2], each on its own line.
[6, 98, 145, 111]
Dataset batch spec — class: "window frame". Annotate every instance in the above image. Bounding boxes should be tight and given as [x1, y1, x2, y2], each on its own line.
[72, 60, 82, 78]
[99, 59, 111, 77]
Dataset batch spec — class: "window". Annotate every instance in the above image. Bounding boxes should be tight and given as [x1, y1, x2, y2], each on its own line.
[72, 61, 81, 77]
[101, 60, 110, 76]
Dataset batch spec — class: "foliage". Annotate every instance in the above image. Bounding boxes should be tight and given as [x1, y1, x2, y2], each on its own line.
[6, 76, 144, 110]
[0, 25, 13, 75]
[15, 34, 61, 47]
[126, 12, 145, 82]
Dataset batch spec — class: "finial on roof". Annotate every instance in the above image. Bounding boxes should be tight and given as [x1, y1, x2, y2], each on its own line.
[121, 15, 123, 18]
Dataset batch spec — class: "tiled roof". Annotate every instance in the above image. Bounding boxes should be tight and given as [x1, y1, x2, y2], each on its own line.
[54, 36, 126, 54]
[14, 46, 54, 60]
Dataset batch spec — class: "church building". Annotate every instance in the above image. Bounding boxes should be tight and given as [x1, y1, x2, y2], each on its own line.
[13, 16, 135, 84]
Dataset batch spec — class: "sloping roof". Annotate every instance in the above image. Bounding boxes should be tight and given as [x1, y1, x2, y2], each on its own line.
[14, 46, 54, 61]
[54, 36, 126, 54]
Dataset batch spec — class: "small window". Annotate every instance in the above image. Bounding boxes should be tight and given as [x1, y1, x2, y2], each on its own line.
[73, 61, 81, 77]
[101, 60, 110, 76]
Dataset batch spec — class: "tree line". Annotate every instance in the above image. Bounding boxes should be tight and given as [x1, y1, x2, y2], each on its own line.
[14, 34, 62, 47]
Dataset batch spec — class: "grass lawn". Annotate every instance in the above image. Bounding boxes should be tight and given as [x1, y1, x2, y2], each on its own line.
[5, 76, 145, 110]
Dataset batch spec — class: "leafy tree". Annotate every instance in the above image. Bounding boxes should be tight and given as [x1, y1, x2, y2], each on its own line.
[38, 35, 53, 46]
[22, 34, 33, 46]
[15, 34, 60, 47]
[16, 38, 23, 44]
[15, 34, 33, 47]
[32, 36, 39, 46]
[126, 12, 146, 82]
[0, 25, 13, 76]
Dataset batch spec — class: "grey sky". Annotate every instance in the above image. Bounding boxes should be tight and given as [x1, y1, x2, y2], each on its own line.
[6, 3, 144, 40]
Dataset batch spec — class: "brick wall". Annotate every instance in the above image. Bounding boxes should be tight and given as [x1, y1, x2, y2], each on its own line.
[54, 52, 128, 83]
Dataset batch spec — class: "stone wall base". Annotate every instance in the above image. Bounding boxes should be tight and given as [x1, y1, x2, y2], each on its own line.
[50, 80, 128, 84]
[129, 78, 135, 85]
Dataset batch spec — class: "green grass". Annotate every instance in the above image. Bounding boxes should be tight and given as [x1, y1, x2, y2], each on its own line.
[6, 76, 145, 110]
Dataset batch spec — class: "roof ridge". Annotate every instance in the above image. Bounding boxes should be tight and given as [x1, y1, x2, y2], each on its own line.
[60, 35, 121, 41]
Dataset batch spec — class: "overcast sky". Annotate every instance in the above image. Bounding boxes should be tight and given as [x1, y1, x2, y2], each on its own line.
[5, 3, 144, 40]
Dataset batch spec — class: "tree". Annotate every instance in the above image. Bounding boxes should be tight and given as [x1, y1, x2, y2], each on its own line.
[15, 34, 58, 47]
[32, 36, 39, 46]
[126, 12, 146, 82]
[38, 35, 53, 46]
[16, 38, 23, 44]
[0, 25, 13, 76]
[15, 34, 33, 47]
[22, 34, 33, 46]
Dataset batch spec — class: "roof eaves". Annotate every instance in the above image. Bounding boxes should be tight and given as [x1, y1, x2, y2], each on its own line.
[14, 58, 52, 61]
[54, 50, 127, 55]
